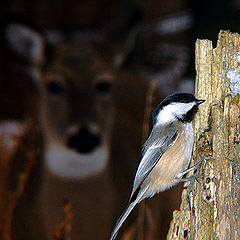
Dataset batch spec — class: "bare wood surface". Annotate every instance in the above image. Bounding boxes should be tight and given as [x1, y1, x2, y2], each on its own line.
[167, 31, 240, 240]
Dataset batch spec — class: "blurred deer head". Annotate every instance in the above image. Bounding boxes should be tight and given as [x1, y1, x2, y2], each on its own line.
[4, 19, 147, 240]
[5, 22, 116, 179]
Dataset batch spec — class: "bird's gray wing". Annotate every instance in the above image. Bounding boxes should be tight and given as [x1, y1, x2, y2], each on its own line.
[130, 123, 178, 201]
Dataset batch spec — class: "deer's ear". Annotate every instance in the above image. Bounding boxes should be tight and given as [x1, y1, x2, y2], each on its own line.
[113, 27, 139, 69]
[4, 22, 45, 65]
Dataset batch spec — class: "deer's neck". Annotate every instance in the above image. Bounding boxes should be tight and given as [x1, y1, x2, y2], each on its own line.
[44, 142, 109, 179]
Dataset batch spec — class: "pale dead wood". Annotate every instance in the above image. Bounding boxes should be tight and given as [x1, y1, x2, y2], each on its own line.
[167, 31, 240, 240]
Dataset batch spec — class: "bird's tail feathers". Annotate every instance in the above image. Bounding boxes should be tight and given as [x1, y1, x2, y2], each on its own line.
[110, 201, 137, 240]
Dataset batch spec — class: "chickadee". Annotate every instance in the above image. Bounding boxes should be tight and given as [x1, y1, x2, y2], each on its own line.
[110, 92, 205, 240]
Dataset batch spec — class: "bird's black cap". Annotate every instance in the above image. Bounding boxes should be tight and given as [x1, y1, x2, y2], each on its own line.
[153, 93, 205, 124]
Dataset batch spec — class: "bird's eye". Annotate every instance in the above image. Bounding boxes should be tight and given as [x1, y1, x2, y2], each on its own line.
[47, 80, 65, 94]
[95, 81, 111, 95]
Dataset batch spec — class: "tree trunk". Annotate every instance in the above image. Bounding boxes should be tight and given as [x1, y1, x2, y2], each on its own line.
[167, 31, 240, 240]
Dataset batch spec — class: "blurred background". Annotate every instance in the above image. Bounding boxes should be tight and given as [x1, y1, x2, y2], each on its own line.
[0, 0, 239, 240]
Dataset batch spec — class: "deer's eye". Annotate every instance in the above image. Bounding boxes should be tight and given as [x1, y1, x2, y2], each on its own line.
[95, 81, 111, 95]
[47, 80, 64, 94]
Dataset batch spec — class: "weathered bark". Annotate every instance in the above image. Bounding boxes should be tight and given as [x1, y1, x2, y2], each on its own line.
[167, 31, 240, 239]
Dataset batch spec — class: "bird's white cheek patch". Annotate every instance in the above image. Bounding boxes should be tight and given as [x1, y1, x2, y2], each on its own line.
[156, 102, 196, 125]
[156, 107, 175, 125]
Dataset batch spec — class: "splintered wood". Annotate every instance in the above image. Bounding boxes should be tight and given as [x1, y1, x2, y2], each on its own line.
[167, 31, 240, 240]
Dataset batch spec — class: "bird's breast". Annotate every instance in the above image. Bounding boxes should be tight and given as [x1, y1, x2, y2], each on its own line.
[143, 123, 193, 195]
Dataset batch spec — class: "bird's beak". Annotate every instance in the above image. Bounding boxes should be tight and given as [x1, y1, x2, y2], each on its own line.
[196, 99, 205, 105]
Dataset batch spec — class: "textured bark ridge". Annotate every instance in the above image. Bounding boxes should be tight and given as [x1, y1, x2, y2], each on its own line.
[167, 31, 240, 240]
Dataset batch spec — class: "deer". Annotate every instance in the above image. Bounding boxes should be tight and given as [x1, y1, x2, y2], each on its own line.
[3, 17, 189, 240]
[4, 21, 139, 240]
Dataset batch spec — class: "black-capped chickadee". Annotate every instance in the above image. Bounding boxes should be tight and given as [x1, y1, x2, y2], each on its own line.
[110, 92, 205, 240]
